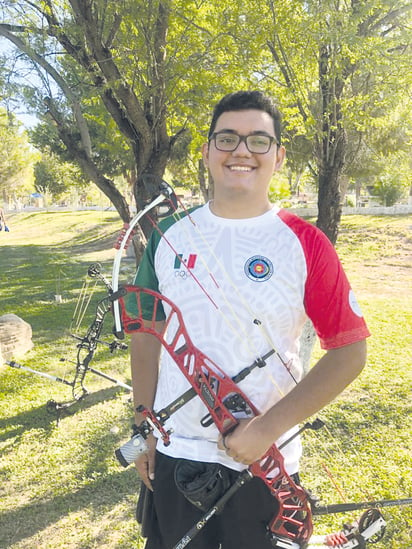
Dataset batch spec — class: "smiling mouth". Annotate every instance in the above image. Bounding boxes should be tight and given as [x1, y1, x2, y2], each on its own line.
[227, 165, 254, 172]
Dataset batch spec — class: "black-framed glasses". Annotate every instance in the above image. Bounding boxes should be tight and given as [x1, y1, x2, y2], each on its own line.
[210, 131, 278, 154]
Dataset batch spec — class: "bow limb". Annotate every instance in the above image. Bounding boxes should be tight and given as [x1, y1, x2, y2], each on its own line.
[112, 187, 174, 335]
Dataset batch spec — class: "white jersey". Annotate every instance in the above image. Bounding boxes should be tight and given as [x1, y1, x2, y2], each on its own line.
[134, 203, 369, 474]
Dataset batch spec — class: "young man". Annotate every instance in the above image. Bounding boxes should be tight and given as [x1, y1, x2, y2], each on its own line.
[130, 91, 370, 548]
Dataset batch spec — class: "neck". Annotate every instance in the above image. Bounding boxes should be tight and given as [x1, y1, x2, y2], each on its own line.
[209, 197, 273, 219]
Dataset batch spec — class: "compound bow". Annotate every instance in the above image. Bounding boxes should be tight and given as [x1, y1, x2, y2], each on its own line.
[111, 178, 411, 549]
[7, 262, 131, 421]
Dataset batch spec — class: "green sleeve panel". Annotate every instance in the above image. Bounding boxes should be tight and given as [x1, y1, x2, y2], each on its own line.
[134, 226, 162, 291]
[129, 207, 200, 321]
[130, 224, 165, 321]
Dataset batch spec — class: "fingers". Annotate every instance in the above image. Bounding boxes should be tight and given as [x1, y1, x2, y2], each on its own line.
[135, 456, 154, 490]
[218, 432, 236, 455]
[217, 432, 230, 452]
[218, 433, 250, 465]
[217, 419, 267, 465]
[135, 436, 157, 491]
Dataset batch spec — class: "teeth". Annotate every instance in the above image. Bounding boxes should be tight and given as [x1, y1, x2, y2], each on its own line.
[229, 166, 252, 172]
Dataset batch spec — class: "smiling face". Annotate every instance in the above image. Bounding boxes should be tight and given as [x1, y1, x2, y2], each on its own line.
[202, 109, 285, 217]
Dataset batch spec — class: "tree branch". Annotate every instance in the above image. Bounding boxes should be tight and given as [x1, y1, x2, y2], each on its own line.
[0, 24, 92, 158]
[45, 97, 130, 222]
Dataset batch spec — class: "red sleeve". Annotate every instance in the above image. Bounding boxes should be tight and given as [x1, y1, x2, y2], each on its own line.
[278, 210, 370, 350]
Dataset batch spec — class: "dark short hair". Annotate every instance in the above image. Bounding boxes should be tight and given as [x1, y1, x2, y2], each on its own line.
[208, 91, 282, 144]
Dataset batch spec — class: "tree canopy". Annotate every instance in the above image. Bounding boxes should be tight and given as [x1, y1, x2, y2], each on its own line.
[0, 0, 411, 241]
[0, 107, 37, 204]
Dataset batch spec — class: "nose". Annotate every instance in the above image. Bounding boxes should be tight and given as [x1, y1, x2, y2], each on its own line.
[232, 138, 251, 156]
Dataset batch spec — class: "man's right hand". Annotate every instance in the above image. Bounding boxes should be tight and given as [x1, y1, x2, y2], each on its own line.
[135, 434, 157, 490]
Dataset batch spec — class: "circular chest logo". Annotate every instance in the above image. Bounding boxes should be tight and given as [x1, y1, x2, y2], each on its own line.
[244, 255, 274, 282]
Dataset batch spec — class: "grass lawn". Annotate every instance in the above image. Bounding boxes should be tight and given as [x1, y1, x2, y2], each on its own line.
[0, 210, 411, 549]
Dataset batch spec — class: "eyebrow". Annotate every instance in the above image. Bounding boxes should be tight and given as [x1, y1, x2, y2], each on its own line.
[216, 129, 274, 136]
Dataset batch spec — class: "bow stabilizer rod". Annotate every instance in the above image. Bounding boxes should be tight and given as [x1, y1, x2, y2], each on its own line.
[313, 497, 412, 515]
[6, 360, 74, 387]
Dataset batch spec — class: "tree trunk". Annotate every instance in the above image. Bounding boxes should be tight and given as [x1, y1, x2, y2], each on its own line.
[198, 159, 210, 202]
[133, 140, 171, 239]
[316, 44, 347, 245]
[317, 165, 343, 245]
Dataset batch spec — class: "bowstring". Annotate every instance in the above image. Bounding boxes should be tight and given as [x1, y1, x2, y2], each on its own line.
[144, 199, 289, 400]
[168, 198, 298, 395]
[65, 270, 103, 396]
[70, 274, 99, 335]
[151, 215, 264, 356]
[111, 186, 265, 369]
[48, 268, 98, 389]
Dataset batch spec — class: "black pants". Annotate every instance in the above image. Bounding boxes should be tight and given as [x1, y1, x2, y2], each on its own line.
[137, 451, 299, 549]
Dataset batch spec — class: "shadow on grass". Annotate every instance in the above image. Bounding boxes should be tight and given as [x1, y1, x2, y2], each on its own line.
[0, 385, 131, 446]
[0, 243, 108, 284]
[59, 226, 120, 253]
[0, 468, 140, 547]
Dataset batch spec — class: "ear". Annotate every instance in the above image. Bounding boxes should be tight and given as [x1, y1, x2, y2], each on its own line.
[273, 145, 286, 173]
[201, 142, 209, 168]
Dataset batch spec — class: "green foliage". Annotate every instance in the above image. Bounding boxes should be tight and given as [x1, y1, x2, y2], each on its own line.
[268, 172, 291, 203]
[0, 109, 39, 201]
[373, 175, 406, 207]
[34, 153, 88, 202]
[1, 0, 411, 224]
[243, 0, 412, 207]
